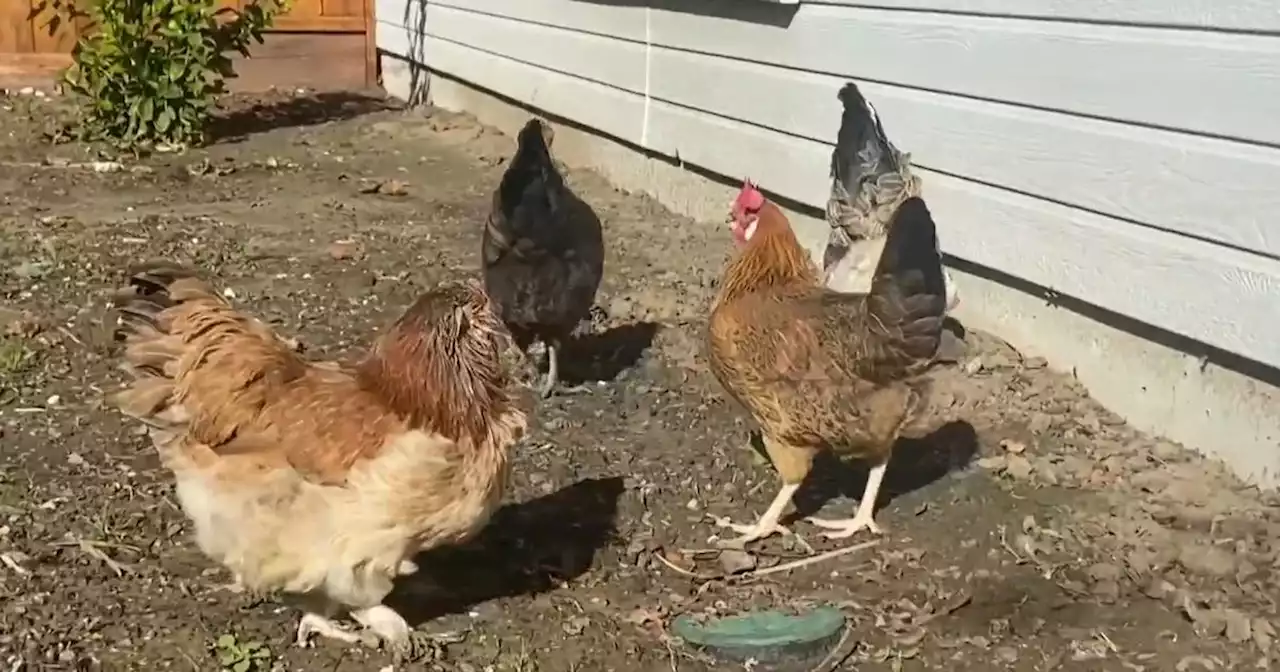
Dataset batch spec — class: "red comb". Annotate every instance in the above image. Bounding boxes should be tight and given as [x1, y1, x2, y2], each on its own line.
[734, 178, 765, 211]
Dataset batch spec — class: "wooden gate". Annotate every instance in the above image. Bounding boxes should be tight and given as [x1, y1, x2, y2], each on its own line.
[0, 0, 377, 92]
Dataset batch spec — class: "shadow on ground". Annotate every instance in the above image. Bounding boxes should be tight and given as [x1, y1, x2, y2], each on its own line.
[783, 420, 981, 519]
[388, 476, 626, 625]
[210, 91, 401, 143]
[561, 321, 662, 386]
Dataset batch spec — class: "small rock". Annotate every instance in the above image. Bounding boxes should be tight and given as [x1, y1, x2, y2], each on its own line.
[1091, 579, 1120, 601]
[562, 615, 590, 636]
[1225, 609, 1253, 643]
[1176, 655, 1217, 671]
[1004, 455, 1034, 480]
[977, 455, 1007, 471]
[360, 179, 409, 196]
[327, 240, 364, 261]
[1087, 562, 1123, 582]
[996, 646, 1018, 663]
[1000, 439, 1027, 455]
[718, 549, 757, 575]
[10, 260, 50, 279]
[1126, 548, 1156, 575]
[1252, 618, 1274, 650]
[1141, 578, 1175, 600]
[1023, 356, 1048, 369]
[1178, 544, 1237, 578]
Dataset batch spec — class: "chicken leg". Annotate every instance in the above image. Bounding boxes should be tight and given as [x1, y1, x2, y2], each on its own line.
[807, 459, 888, 539]
[539, 338, 591, 397]
[539, 340, 560, 398]
[714, 437, 815, 547]
[715, 482, 801, 547]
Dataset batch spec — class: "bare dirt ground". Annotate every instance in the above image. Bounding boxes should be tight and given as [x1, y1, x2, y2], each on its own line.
[1, 89, 1278, 672]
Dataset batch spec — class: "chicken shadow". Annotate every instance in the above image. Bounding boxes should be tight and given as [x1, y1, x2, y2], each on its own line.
[386, 476, 625, 626]
[560, 321, 662, 385]
[782, 420, 980, 520]
[209, 90, 399, 144]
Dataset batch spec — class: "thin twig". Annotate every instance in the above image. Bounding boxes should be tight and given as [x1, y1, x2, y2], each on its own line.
[0, 552, 30, 577]
[652, 551, 719, 581]
[915, 590, 972, 626]
[808, 624, 855, 672]
[744, 540, 880, 579]
[56, 325, 86, 348]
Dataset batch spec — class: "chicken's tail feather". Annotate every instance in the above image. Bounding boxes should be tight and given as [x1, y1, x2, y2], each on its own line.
[111, 260, 305, 449]
[825, 83, 921, 256]
[867, 197, 947, 362]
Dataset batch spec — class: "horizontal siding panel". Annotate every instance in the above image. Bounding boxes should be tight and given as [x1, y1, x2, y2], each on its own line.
[649, 4, 1280, 146]
[384, 3, 647, 93]
[379, 22, 647, 144]
[377, 0, 1280, 366]
[648, 48, 1280, 258]
[643, 101, 1280, 369]
[815, 0, 1280, 32]
[376, 0, 648, 41]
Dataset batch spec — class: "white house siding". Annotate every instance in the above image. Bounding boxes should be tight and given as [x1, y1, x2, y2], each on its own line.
[376, 0, 1280, 475]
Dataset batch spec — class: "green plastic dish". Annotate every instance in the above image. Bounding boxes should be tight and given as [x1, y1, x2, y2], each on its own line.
[671, 607, 846, 666]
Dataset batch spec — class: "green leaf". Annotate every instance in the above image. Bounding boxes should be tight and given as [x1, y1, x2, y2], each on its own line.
[215, 634, 236, 648]
[232, 659, 251, 672]
[138, 95, 154, 123]
[155, 106, 174, 133]
[167, 59, 185, 81]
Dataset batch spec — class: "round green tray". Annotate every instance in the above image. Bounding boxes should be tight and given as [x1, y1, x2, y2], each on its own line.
[671, 607, 846, 667]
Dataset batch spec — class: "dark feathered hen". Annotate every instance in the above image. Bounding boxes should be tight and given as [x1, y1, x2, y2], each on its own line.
[822, 83, 958, 310]
[482, 118, 604, 397]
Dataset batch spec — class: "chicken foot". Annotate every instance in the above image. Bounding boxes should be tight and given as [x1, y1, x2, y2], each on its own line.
[295, 613, 377, 648]
[537, 339, 591, 398]
[807, 460, 887, 539]
[713, 482, 802, 548]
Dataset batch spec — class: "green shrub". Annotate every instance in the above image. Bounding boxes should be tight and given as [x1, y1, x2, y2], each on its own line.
[34, 0, 288, 151]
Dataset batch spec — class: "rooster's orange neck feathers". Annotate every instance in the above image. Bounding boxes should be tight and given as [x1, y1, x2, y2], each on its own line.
[717, 201, 819, 304]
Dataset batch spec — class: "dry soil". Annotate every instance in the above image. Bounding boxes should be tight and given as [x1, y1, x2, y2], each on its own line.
[1, 90, 1277, 672]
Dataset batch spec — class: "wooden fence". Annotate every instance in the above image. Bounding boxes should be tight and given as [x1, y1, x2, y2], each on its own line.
[0, 0, 377, 91]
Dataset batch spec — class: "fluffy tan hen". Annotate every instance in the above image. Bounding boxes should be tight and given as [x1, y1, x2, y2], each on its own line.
[111, 262, 526, 653]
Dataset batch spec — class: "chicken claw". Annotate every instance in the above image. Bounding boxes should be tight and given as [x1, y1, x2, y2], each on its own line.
[807, 513, 883, 539]
[807, 460, 888, 539]
[295, 613, 375, 648]
[713, 516, 790, 548]
[352, 605, 413, 654]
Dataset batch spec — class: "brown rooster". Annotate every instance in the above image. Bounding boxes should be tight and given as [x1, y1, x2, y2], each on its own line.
[111, 262, 526, 652]
[822, 82, 959, 312]
[707, 180, 947, 546]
